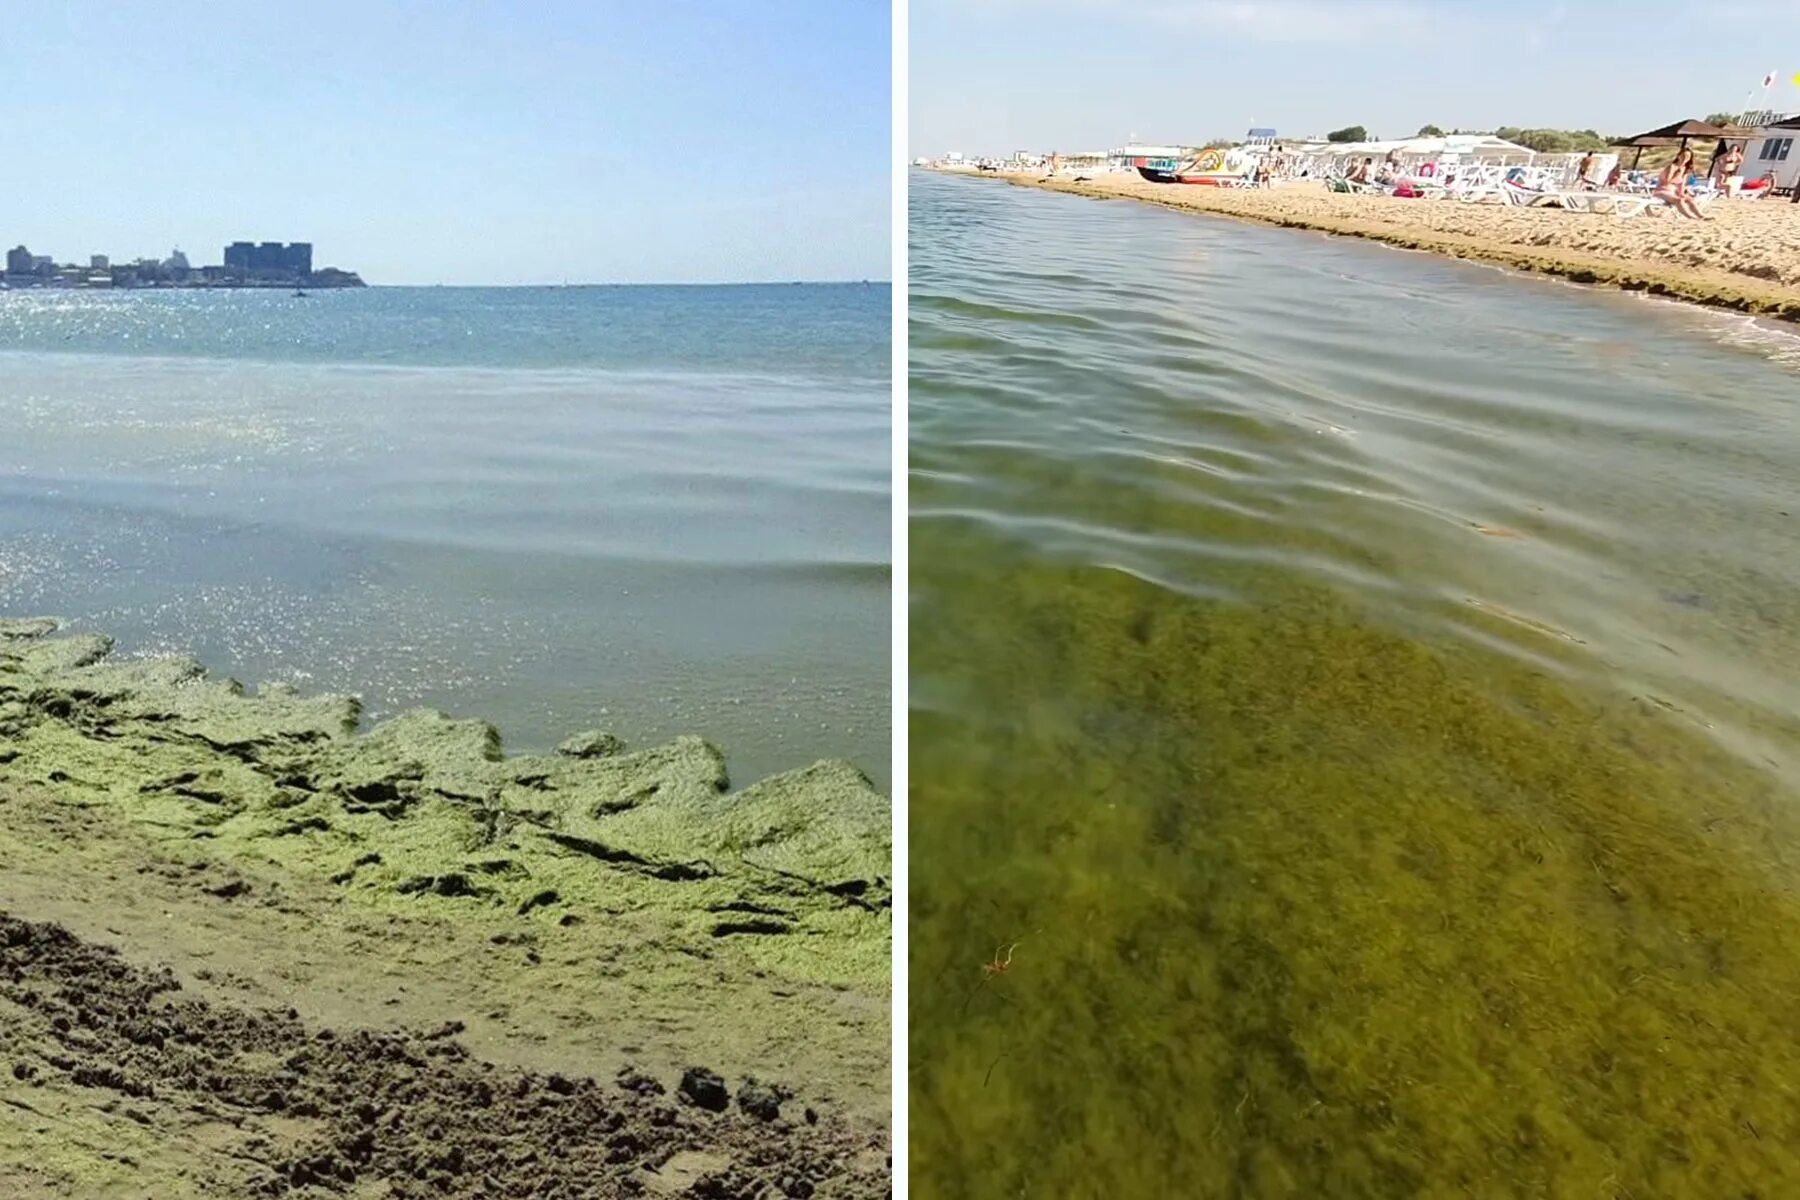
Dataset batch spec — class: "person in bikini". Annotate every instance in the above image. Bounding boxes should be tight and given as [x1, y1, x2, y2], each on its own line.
[1654, 147, 1708, 219]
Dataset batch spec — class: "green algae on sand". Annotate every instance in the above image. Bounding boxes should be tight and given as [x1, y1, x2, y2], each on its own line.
[910, 559, 1800, 1199]
[0, 617, 890, 988]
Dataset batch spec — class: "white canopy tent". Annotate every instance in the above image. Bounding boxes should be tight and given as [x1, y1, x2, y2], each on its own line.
[1292, 134, 1544, 184]
[1312, 134, 1535, 163]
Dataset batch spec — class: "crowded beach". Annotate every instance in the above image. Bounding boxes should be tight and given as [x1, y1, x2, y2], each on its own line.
[922, 115, 1800, 319]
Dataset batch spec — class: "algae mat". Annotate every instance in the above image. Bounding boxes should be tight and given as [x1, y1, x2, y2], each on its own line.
[0, 615, 892, 1192]
[908, 171, 1800, 1198]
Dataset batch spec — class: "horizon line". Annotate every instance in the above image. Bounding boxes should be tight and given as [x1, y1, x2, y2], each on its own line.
[370, 278, 893, 288]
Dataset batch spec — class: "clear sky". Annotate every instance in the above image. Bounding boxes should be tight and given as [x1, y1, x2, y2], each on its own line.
[912, 0, 1800, 156]
[1, 1, 889, 285]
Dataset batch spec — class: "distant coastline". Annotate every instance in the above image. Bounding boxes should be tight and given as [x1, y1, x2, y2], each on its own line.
[3, 238, 365, 290]
[0, 273, 366, 291]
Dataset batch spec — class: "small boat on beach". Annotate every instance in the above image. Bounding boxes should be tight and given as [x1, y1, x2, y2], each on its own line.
[291, 289, 308, 298]
[1126, 144, 1188, 183]
[1138, 130, 1277, 186]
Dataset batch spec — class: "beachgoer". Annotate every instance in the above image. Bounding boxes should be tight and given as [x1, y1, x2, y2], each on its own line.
[1576, 151, 1598, 190]
[1653, 148, 1708, 219]
[1345, 158, 1370, 184]
[1604, 161, 1625, 189]
[1715, 143, 1743, 188]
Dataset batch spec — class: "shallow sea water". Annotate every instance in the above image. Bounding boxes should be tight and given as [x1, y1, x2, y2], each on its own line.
[0, 284, 889, 785]
[909, 172, 1800, 1197]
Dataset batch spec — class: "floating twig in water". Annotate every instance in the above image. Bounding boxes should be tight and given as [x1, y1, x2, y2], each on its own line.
[960, 934, 1036, 1015]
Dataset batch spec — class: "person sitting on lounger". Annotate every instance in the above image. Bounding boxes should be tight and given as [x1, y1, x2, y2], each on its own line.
[1605, 162, 1625, 189]
[1654, 148, 1709, 219]
[1345, 158, 1371, 185]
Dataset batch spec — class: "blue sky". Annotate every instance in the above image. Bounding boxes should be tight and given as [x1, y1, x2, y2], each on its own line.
[0, 1, 889, 285]
[912, 0, 1800, 156]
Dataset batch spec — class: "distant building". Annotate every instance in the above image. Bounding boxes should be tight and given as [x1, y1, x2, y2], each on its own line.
[31, 256, 52, 274]
[6, 245, 33, 274]
[90, 254, 109, 270]
[220, 239, 314, 277]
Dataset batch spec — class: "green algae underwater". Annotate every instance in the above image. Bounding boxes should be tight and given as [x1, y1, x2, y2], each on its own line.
[907, 173, 1800, 1198]
[911, 557, 1800, 1198]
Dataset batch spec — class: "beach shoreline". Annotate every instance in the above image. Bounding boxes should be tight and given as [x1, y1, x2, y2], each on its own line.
[0, 615, 890, 1196]
[941, 168, 1800, 322]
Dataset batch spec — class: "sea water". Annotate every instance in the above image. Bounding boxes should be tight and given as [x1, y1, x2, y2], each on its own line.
[0, 283, 889, 786]
[910, 171, 1800, 1196]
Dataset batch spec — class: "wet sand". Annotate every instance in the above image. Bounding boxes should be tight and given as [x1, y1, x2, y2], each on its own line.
[960, 169, 1800, 320]
[0, 913, 886, 1198]
[0, 617, 890, 1196]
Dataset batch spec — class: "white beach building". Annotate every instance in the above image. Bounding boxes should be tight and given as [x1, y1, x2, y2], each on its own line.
[1743, 116, 1799, 193]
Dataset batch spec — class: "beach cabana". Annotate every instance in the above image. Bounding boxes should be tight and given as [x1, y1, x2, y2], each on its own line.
[1617, 118, 1755, 167]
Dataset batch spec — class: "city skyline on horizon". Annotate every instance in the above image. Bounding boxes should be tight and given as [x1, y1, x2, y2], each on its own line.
[3, 228, 892, 287]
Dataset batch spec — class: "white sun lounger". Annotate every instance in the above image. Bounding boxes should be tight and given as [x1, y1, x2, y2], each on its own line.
[1501, 180, 1562, 207]
[1555, 191, 1653, 217]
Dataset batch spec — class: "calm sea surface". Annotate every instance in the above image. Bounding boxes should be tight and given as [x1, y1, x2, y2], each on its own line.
[910, 172, 1800, 1196]
[0, 283, 889, 787]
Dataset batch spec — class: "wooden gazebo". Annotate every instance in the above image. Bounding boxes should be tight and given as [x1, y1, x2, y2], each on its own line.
[1616, 118, 1757, 167]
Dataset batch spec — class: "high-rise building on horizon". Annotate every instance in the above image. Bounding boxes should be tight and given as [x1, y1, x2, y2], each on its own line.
[223, 240, 312, 276]
[6, 245, 34, 275]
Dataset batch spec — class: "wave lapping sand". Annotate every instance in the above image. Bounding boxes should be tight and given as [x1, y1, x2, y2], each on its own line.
[0, 617, 890, 1197]
[972, 169, 1800, 319]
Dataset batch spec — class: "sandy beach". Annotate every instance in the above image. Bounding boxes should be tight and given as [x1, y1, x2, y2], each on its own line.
[964, 169, 1800, 320]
